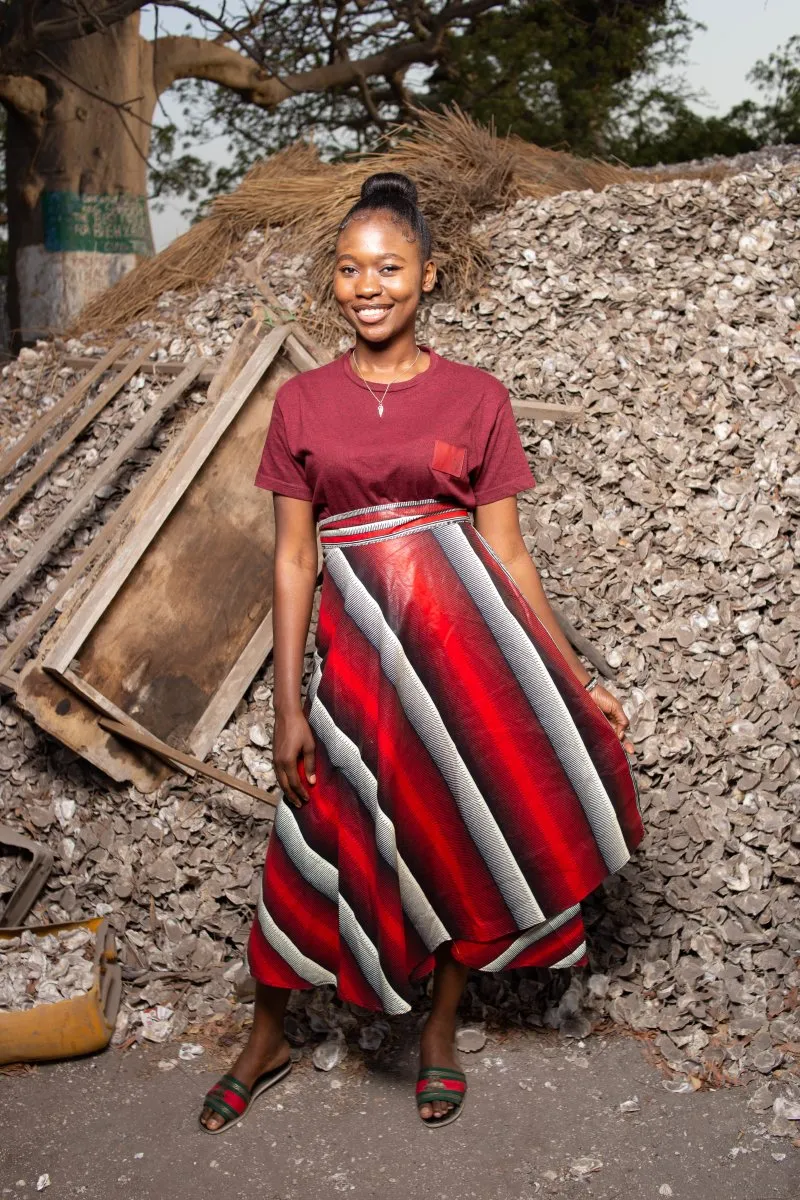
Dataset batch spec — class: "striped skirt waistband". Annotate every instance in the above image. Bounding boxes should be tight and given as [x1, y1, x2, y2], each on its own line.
[318, 499, 472, 549]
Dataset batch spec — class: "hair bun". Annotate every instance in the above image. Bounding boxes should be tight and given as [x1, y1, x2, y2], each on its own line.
[360, 171, 418, 207]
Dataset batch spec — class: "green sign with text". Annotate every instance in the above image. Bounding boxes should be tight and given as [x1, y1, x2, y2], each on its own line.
[42, 191, 154, 256]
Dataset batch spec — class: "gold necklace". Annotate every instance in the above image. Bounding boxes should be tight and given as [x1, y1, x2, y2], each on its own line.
[351, 346, 422, 417]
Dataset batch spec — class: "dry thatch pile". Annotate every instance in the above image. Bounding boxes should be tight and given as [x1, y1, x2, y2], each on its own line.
[75, 109, 647, 339]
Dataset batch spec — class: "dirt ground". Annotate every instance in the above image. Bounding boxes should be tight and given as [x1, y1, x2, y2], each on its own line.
[1, 1025, 796, 1200]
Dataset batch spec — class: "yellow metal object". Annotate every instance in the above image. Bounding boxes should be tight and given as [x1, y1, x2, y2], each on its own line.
[0, 917, 122, 1065]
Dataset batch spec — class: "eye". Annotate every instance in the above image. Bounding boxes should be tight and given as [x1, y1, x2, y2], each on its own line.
[380, 265, 400, 274]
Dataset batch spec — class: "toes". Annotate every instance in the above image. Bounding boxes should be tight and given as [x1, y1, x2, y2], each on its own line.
[419, 1099, 456, 1121]
[200, 1106, 223, 1131]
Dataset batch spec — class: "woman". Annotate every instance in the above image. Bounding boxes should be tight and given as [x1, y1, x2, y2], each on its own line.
[200, 172, 644, 1134]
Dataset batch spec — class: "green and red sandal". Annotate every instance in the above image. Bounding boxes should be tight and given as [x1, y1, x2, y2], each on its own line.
[199, 1059, 292, 1135]
[416, 1066, 467, 1128]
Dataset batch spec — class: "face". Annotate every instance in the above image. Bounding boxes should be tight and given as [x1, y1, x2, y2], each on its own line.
[333, 211, 437, 342]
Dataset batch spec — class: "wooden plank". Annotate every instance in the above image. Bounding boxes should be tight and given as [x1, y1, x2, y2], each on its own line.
[0, 315, 269, 678]
[15, 661, 172, 791]
[63, 357, 218, 385]
[511, 400, 582, 421]
[0, 671, 18, 694]
[0, 389, 209, 677]
[189, 523, 324, 757]
[16, 318, 318, 791]
[189, 611, 274, 759]
[44, 325, 290, 675]
[284, 335, 321, 374]
[43, 355, 292, 752]
[49, 666, 196, 779]
[0, 340, 159, 525]
[10, 316, 272, 786]
[0, 359, 205, 615]
[98, 716, 277, 808]
[0, 342, 131, 484]
[287, 322, 334, 367]
[235, 257, 334, 366]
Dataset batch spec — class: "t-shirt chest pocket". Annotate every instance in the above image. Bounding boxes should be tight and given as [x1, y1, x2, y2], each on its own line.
[431, 439, 468, 480]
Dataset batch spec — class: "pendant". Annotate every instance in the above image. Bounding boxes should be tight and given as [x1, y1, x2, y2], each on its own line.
[377, 403, 384, 417]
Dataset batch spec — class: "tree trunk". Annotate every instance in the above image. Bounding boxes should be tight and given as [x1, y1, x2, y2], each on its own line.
[4, 9, 156, 343]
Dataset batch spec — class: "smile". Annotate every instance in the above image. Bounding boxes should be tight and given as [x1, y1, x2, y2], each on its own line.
[352, 306, 393, 323]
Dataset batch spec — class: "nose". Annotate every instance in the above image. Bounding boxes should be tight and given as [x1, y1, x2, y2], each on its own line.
[355, 268, 383, 298]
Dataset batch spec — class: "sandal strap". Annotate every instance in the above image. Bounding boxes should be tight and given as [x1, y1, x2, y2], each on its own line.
[203, 1092, 243, 1125]
[217, 1073, 252, 1101]
[205, 1078, 250, 1117]
[416, 1066, 467, 1108]
[417, 1086, 465, 1105]
[416, 1078, 466, 1095]
[418, 1066, 466, 1082]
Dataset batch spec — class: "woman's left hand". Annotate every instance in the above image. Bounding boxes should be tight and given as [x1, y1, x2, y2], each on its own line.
[589, 684, 635, 755]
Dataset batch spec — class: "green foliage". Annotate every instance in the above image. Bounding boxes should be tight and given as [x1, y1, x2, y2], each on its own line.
[424, 0, 698, 156]
[423, 5, 800, 168]
[746, 33, 800, 145]
[613, 93, 759, 166]
[154, 1, 800, 214]
[610, 32, 800, 165]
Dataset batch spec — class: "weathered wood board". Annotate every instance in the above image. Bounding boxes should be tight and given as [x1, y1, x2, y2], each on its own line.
[16, 662, 170, 791]
[18, 324, 298, 790]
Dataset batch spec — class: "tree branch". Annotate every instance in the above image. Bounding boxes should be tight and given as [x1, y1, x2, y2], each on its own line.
[153, 28, 453, 101]
[0, 0, 251, 71]
[355, 69, 390, 129]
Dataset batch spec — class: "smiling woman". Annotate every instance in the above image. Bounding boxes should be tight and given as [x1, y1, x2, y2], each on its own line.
[334, 173, 437, 389]
[198, 171, 644, 1137]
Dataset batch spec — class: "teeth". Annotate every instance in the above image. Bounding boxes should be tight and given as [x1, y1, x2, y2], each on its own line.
[357, 308, 389, 317]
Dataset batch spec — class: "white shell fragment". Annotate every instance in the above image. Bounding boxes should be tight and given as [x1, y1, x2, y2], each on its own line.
[0, 927, 94, 1011]
[455, 1025, 487, 1052]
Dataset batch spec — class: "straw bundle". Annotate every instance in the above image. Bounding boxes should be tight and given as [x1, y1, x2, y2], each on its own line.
[72, 108, 685, 339]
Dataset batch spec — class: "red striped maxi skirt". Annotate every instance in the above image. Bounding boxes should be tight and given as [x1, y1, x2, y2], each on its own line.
[246, 499, 644, 1015]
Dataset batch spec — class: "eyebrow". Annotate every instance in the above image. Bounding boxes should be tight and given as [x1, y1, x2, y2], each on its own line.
[335, 251, 408, 263]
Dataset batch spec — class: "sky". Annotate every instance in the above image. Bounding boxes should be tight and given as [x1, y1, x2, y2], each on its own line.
[144, 0, 800, 250]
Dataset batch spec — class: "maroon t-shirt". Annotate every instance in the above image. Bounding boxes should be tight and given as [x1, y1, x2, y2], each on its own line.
[254, 346, 536, 523]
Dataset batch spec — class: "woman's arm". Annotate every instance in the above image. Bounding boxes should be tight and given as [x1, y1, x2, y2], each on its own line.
[474, 496, 633, 753]
[271, 494, 319, 806]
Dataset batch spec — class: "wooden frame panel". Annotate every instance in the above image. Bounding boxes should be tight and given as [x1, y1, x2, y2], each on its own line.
[18, 326, 298, 790]
[0, 357, 203, 615]
[0, 342, 131, 483]
[0, 341, 157, 524]
[44, 325, 290, 675]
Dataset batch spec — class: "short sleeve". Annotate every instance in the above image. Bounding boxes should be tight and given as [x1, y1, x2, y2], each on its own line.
[471, 387, 536, 506]
[253, 383, 313, 501]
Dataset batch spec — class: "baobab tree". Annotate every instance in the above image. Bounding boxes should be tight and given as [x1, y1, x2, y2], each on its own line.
[0, 0, 503, 341]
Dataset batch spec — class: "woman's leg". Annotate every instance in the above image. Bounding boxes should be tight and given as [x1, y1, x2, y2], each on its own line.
[200, 982, 292, 1131]
[418, 943, 469, 1121]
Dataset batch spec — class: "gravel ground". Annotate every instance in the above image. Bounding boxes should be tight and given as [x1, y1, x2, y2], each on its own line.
[1, 1026, 797, 1200]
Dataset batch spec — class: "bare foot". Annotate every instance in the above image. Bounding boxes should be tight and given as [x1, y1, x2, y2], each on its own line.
[418, 1016, 460, 1121]
[199, 1031, 291, 1132]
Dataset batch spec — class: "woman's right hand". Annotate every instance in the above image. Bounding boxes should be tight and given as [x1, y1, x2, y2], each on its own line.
[273, 708, 317, 807]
